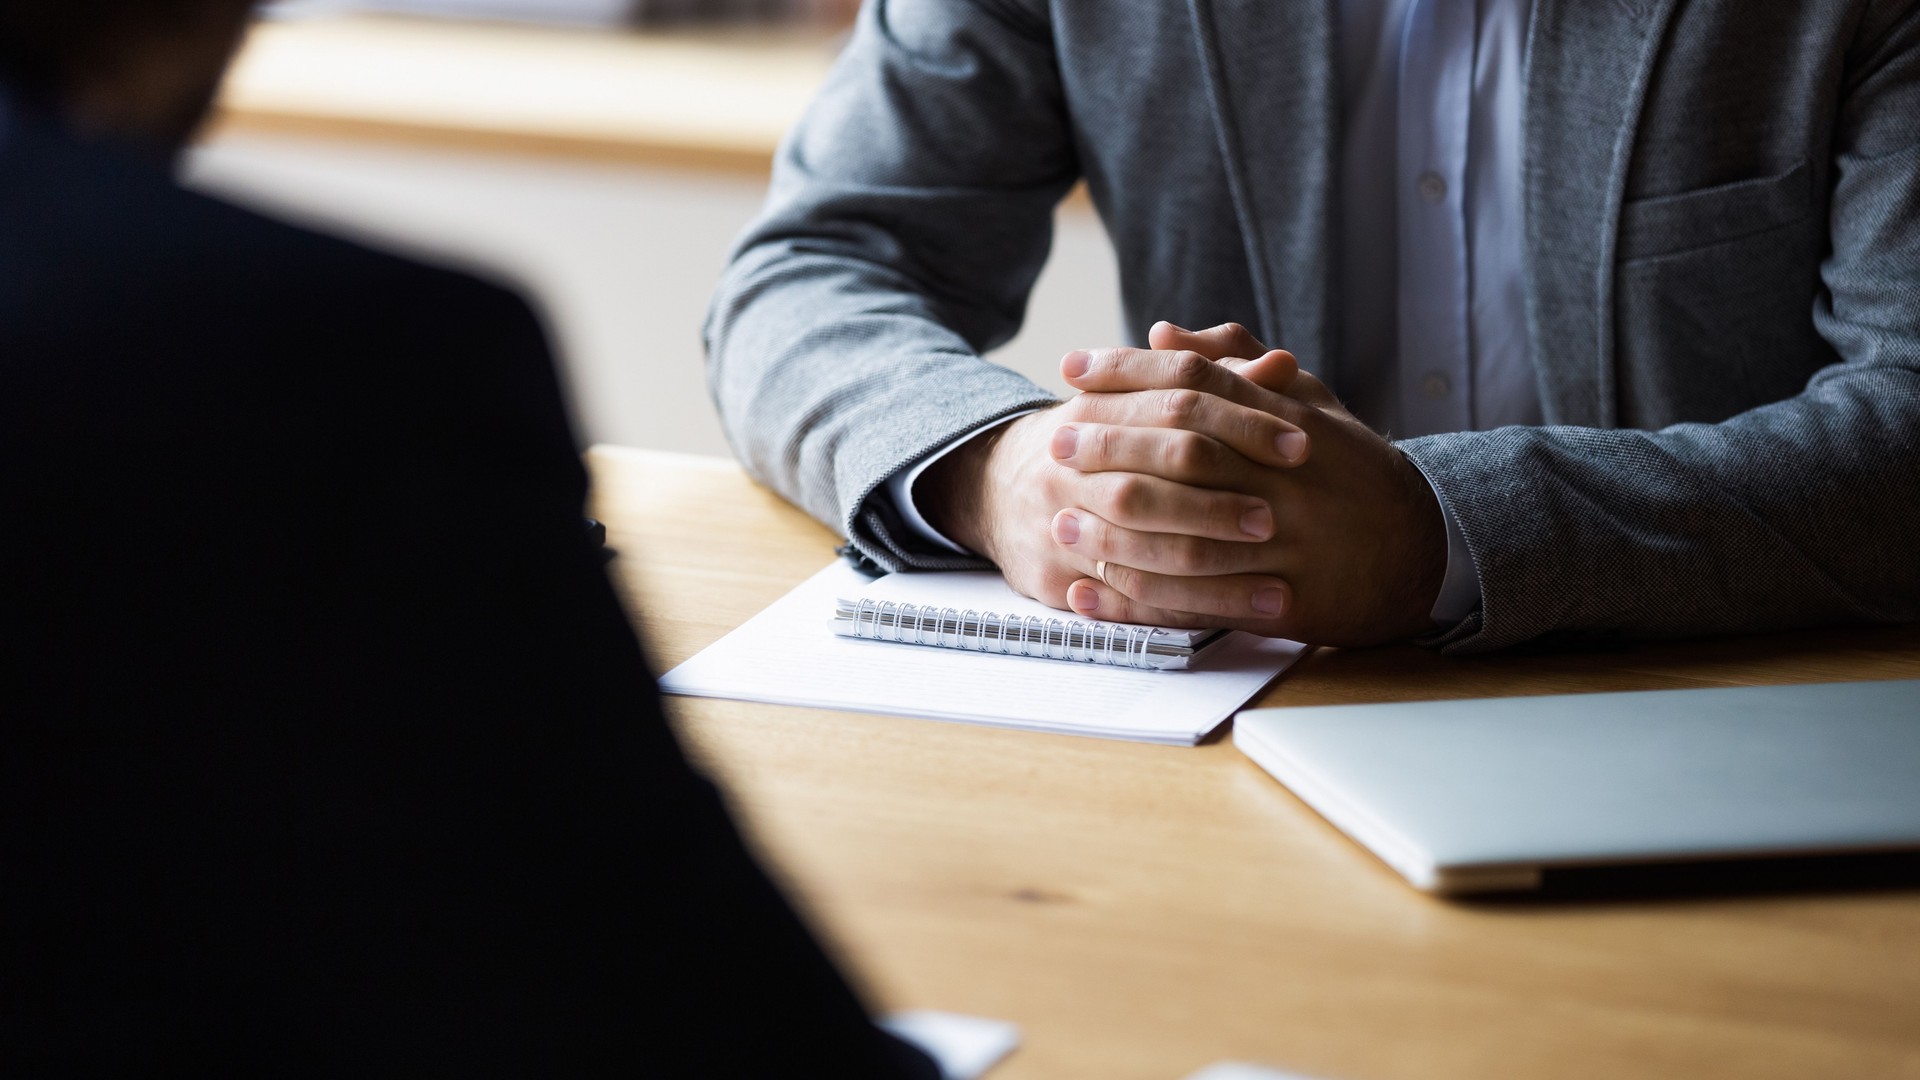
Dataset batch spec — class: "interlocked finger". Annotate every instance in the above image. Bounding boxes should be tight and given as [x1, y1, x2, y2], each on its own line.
[1063, 346, 1281, 412]
[1050, 422, 1263, 487]
[1064, 389, 1311, 468]
[1064, 470, 1275, 542]
[1219, 351, 1346, 412]
[1051, 508, 1274, 578]
[1064, 564, 1294, 628]
[1147, 321, 1274, 362]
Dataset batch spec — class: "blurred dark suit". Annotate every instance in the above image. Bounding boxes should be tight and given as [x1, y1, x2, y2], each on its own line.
[0, 95, 933, 1077]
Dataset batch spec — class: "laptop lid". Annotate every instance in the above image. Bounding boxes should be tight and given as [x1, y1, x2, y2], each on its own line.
[1234, 680, 1920, 894]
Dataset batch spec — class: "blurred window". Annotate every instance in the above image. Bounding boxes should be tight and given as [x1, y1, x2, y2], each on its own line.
[265, 0, 858, 27]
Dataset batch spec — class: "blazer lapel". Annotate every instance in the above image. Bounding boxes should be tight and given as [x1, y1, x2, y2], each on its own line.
[1186, 0, 1338, 377]
[1522, 0, 1680, 427]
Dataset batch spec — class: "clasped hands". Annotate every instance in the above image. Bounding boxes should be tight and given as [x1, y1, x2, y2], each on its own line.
[921, 322, 1448, 647]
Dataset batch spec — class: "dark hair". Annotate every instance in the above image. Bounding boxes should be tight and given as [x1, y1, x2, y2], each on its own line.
[0, 1, 250, 95]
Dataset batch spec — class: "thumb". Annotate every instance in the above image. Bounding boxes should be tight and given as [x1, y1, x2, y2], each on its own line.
[1223, 350, 1346, 411]
[1283, 365, 1346, 411]
[1221, 349, 1301, 394]
[1147, 320, 1269, 361]
[1146, 320, 1186, 352]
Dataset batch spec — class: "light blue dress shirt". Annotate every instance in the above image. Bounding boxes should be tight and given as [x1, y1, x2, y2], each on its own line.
[1337, 0, 1538, 621]
[889, 0, 1538, 626]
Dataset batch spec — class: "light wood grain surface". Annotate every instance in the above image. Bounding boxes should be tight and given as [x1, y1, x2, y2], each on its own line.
[210, 16, 840, 170]
[589, 445, 1920, 1080]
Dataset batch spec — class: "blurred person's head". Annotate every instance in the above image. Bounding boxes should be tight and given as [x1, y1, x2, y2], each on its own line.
[0, 0, 258, 149]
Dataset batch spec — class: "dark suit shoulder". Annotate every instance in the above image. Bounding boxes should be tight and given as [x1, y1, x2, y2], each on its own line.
[0, 115, 575, 498]
[0, 110, 534, 329]
[3, 119, 540, 388]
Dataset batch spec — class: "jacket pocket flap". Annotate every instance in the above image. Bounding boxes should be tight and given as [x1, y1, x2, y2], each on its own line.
[1619, 157, 1812, 260]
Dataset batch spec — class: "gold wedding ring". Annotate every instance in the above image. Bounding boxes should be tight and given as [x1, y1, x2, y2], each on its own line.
[1095, 560, 1112, 586]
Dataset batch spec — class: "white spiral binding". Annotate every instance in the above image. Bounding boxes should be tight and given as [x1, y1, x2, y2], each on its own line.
[847, 599, 1164, 669]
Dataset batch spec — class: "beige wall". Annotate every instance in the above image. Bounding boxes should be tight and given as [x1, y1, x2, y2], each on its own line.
[186, 133, 1124, 458]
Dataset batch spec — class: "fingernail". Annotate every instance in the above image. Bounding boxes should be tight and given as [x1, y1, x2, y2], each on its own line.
[1252, 587, 1287, 615]
[1053, 511, 1082, 545]
[1277, 430, 1308, 462]
[1050, 425, 1079, 460]
[1062, 350, 1092, 379]
[1240, 504, 1273, 539]
[1069, 583, 1100, 614]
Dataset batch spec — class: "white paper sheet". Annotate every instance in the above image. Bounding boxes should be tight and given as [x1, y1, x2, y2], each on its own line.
[660, 563, 1305, 745]
[880, 1011, 1019, 1079]
[1183, 1065, 1325, 1080]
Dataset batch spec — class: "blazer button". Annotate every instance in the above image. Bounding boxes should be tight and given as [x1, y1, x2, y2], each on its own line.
[1417, 172, 1448, 203]
[1422, 372, 1453, 398]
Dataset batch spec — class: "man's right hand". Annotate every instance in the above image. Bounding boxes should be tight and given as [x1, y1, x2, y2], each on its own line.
[918, 349, 1312, 620]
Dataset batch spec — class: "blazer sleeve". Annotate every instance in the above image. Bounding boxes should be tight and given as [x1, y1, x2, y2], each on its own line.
[1397, 9, 1920, 653]
[310, 278, 943, 1078]
[704, 0, 1067, 572]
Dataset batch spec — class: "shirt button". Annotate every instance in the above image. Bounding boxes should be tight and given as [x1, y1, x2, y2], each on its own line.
[1417, 171, 1447, 203]
[1422, 372, 1453, 398]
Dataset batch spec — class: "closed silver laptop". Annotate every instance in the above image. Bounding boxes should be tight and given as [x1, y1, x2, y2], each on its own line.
[1234, 680, 1920, 894]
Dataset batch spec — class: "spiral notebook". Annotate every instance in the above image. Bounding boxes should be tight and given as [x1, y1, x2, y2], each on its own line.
[831, 569, 1229, 670]
[659, 562, 1307, 745]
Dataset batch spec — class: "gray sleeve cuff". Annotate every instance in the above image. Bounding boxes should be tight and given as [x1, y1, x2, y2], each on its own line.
[880, 410, 1045, 557]
[1417, 465, 1484, 626]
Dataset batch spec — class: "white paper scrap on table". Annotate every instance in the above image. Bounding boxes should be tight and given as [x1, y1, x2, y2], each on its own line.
[1184, 1065, 1326, 1080]
[659, 562, 1307, 745]
[880, 1011, 1020, 1080]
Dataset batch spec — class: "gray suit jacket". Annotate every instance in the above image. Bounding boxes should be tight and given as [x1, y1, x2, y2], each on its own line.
[706, 0, 1920, 652]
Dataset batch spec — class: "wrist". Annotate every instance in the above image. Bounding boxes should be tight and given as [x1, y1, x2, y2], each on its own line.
[919, 417, 1024, 560]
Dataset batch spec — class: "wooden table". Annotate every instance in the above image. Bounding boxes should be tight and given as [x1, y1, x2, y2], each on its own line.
[589, 446, 1920, 1080]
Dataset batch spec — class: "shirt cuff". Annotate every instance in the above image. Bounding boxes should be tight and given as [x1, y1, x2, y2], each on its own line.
[883, 410, 1045, 556]
[1418, 467, 1483, 626]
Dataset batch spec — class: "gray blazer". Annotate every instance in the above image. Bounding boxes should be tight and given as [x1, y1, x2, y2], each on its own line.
[706, 0, 1920, 652]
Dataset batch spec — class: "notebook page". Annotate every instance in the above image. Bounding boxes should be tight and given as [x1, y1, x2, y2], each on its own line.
[660, 562, 1306, 745]
[853, 571, 1213, 647]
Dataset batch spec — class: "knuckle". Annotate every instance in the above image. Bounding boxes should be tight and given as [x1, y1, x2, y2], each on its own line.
[1158, 388, 1202, 424]
[1070, 508, 1105, 549]
[1037, 568, 1079, 606]
[1240, 409, 1278, 449]
[1169, 350, 1210, 385]
[1085, 424, 1118, 463]
[1166, 432, 1211, 476]
[1009, 560, 1063, 606]
[1167, 537, 1214, 576]
[1210, 494, 1246, 535]
[1104, 473, 1147, 518]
